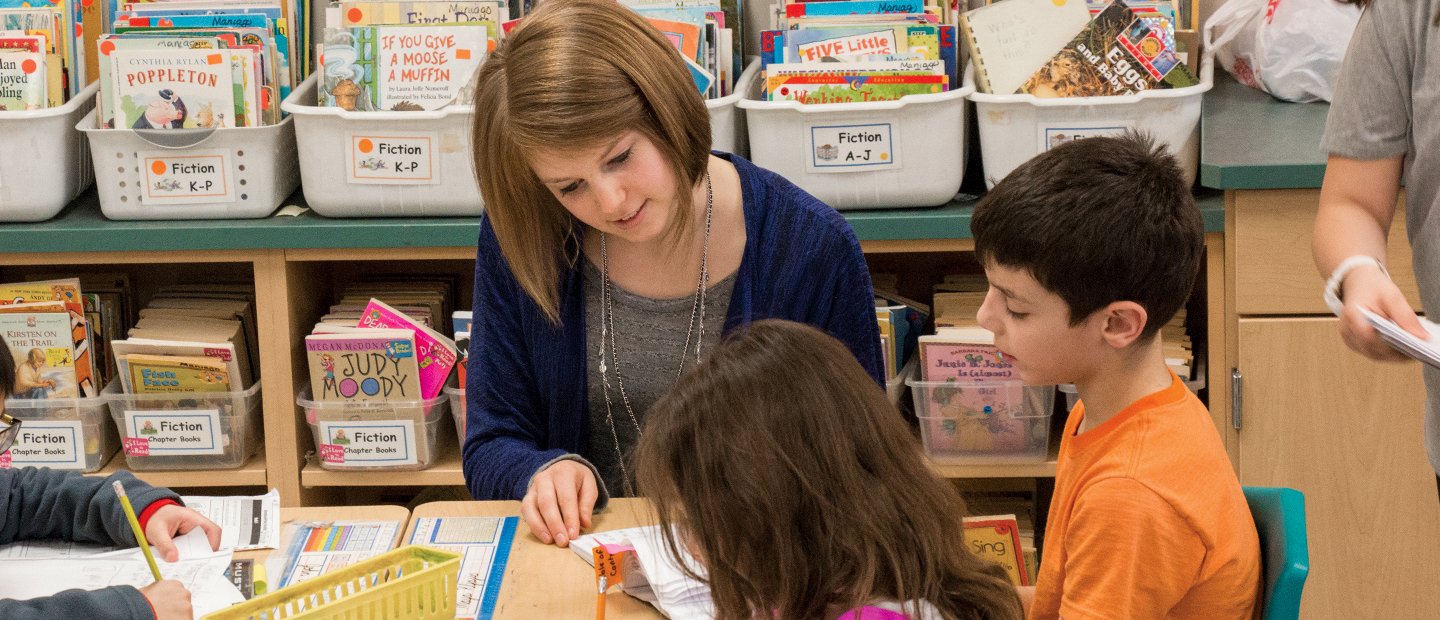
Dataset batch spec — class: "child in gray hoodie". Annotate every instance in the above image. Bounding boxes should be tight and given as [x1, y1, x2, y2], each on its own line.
[0, 336, 222, 620]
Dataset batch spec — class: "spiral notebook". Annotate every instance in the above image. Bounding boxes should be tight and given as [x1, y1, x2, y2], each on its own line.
[958, 0, 1090, 94]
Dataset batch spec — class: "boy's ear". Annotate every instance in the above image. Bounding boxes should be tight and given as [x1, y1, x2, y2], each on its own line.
[1098, 301, 1150, 349]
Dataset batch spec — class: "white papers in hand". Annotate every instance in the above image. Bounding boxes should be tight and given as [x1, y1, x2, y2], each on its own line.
[1359, 308, 1440, 369]
[181, 489, 281, 551]
[0, 548, 244, 617]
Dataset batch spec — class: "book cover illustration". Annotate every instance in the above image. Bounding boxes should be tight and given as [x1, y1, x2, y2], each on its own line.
[356, 299, 456, 400]
[95, 34, 225, 128]
[108, 48, 236, 130]
[305, 331, 422, 402]
[0, 312, 79, 399]
[920, 381, 1038, 455]
[373, 25, 487, 110]
[125, 353, 233, 394]
[1020, 0, 1197, 98]
[0, 279, 96, 398]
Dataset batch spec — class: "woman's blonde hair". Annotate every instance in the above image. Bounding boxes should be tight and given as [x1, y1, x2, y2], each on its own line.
[471, 0, 712, 322]
[635, 320, 1026, 620]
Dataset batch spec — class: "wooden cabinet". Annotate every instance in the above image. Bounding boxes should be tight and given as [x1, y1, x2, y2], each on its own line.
[1228, 188, 1439, 618]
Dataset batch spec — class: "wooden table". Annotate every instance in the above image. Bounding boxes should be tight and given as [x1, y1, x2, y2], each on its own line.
[407, 498, 663, 619]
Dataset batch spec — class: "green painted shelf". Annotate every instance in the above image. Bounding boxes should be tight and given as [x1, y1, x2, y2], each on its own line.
[1200, 73, 1329, 190]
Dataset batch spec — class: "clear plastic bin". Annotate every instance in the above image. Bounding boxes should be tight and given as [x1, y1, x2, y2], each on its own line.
[298, 386, 450, 471]
[444, 385, 465, 450]
[77, 77, 301, 220]
[969, 56, 1214, 189]
[887, 356, 917, 405]
[0, 82, 98, 221]
[738, 64, 975, 209]
[907, 379, 1054, 464]
[103, 380, 262, 471]
[708, 58, 760, 157]
[2, 392, 116, 472]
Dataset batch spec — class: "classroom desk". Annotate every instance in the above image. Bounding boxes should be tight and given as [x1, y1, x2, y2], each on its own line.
[407, 498, 663, 619]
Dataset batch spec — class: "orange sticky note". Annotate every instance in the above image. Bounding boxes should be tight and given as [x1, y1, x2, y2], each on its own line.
[207, 53, 223, 65]
[456, 48, 472, 60]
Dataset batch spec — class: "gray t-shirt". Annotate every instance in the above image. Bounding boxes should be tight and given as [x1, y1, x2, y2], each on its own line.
[580, 258, 735, 497]
[1322, 0, 1440, 475]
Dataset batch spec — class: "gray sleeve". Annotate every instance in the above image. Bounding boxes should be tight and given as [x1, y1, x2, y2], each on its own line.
[0, 585, 155, 620]
[0, 468, 180, 546]
[532, 454, 610, 512]
[1322, 1, 1414, 160]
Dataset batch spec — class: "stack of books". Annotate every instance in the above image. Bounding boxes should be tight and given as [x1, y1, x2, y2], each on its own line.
[619, 0, 741, 98]
[758, 0, 960, 104]
[109, 283, 258, 395]
[0, 0, 87, 110]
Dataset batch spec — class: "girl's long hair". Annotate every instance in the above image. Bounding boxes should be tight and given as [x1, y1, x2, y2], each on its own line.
[470, 0, 711, 323]
[635, 320, 1025, 620]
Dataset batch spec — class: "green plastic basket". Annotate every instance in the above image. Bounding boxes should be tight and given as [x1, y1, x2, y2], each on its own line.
[203, 545, 460, 620]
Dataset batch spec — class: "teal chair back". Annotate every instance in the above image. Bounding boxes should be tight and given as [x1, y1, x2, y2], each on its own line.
[1242, 486, 1310, 620]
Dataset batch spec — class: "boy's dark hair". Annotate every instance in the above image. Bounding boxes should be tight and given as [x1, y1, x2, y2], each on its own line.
[972, 131, 1202, 340]
[0, 337, 13, 396]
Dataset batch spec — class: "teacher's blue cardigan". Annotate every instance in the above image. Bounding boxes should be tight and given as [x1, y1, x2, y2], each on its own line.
[463, 153, 885, 501]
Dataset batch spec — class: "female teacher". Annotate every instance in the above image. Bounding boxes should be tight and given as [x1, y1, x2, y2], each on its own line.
[463, 0, 884, 546]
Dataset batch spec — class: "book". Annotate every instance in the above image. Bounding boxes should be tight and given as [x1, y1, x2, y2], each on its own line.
[0, 279, 96, 398]
[919, 328, 1016, 383]
[304, 329, 422, 402]
[963, 514, 1031, 586]
[0, 50, 45, 110]
[110, 337, 247, 393]
[126, 353, 233, 394]
[959, 0, 1090, 94]
[0, 311, 79, 399]
[356, 299, 457, 400]
[1020, 0, 1198, 97]
[571, 525, 714, 618]
[108, 47, 237, 129]
[767, 72, 944, 103]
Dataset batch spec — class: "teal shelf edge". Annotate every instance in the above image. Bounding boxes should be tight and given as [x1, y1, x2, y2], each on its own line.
[0, 188, 1224, 255]
[1200, 72, 1329, 190]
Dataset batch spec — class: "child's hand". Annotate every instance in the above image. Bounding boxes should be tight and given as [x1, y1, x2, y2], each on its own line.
[139, 579, 193, 620]
[1338, 265, 1427, 361]
[145, 504, 222, 562]
[521, 460, 597, 547]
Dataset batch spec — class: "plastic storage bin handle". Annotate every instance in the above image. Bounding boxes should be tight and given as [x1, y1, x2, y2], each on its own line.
[131, 126, 221, 150]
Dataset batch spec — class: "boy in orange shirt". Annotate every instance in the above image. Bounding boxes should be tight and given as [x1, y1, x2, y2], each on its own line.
[971, 132, 1261, 619]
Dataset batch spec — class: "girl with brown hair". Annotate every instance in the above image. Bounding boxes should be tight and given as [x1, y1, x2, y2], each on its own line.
[635, 320, 1025, 620]
[463, 0, 884, 547]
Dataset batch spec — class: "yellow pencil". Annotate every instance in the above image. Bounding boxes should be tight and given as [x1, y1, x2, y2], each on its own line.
[112, 480, 164, 582]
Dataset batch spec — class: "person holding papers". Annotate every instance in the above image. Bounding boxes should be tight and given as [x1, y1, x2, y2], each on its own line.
[1313, 0, 1440, 498]
[634, 321, 1024, 620]
[462, 0, 882, 546]
[0, 337, 222, 620]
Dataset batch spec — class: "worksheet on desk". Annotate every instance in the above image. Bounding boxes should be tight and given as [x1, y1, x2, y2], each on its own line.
[408, 516, 518, 620]
[275, 520, 402, 589]
[0, 548, 244, 617]
[182, 489, 281, 551]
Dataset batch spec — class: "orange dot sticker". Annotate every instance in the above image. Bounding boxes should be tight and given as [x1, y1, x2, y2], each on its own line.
[880, 152, 889, 161]
[151, 160, 167, 175]
[358, 139, 374, 153]
[456, 48, 471, 60]
[100, 40, 115, 56]
[20, 59, 36, 74]
[347, 7, 363, 23]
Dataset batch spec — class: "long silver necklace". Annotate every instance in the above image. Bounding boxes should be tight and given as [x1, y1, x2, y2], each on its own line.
[597, 173, 713, 496]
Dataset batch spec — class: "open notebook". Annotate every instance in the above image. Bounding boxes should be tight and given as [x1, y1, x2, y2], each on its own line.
[571, 525, 716, 619]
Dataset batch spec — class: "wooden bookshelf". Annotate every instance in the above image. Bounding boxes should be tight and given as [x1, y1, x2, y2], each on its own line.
[90, 448, 268, 488]
[301, 442, 464, 488]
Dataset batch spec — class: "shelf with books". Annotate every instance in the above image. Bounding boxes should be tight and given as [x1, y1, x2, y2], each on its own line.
[89, 448, 268, 488]
[300, 442, 464, 488]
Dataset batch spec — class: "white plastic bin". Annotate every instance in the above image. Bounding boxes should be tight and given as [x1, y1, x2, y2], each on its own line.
[2, 392, 116, 472]
[102, 380, 263, 471]
[445, 385, 464, 451]
[907, 379, 1054, 464]
[738, 64, 975, 210]
[708, 58, 760, 157]
[970, 56, 1214, 189]
[0, 83, 98, 221]
[281, 73, 483, 218]
[297, 386, 450, 471]
[77, 78, 301, 220]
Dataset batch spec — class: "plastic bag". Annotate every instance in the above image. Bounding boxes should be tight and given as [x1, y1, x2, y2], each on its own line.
[1205, 0, 1362, 102]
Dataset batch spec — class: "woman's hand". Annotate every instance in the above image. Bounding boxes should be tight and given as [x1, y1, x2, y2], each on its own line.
[145, 504, 222, 562]
[1338, 265, 1428, 362]
[521, 460, 598, 547]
